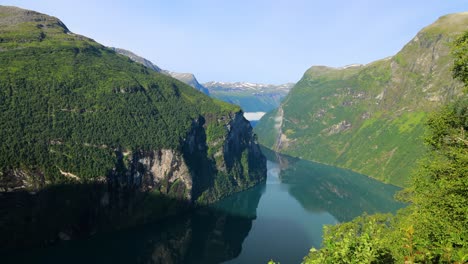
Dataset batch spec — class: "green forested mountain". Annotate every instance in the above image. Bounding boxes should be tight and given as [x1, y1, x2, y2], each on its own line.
[0, 6, 266, 246]
[256, 13, 468, 186]
[301, 30, 468, 264]
[0, 5, 267, 199]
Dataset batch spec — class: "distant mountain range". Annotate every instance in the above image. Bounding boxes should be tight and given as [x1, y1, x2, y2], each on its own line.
[203, 81, 294, 91]
[112, 48, 293, 112]
[204, 81, 294, 112]
[255, 12, 468, 187]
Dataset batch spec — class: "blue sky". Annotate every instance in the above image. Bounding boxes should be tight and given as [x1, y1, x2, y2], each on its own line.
[3, 0, 467, 84]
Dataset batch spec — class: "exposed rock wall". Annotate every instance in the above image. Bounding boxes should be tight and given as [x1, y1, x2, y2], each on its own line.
[1, 111, 266, 204]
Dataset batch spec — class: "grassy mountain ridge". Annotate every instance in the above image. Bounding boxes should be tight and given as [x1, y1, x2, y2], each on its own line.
[110, 47, 210, 94]
[256, 13, 467, 186]
[302, 31, 468, 264]
[110, 47, 163, 72]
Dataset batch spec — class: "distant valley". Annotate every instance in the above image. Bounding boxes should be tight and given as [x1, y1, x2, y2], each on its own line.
[111, 47, 210, 94]
[112, 48, 294, 113]
[203, 81, 294, 112]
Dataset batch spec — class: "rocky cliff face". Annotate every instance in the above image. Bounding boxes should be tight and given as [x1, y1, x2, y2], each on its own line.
[0, 111, 266, 248]
[101, 112, 266, 204]
[1, 112, 265, 201]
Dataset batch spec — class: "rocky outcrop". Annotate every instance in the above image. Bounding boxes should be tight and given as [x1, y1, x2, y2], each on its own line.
[189, 111, 267, 203]
[98, 112, 267, 204]
[0, 111, 266, 203]
[0, 168, 45, 192]
[223, 112, 266, 179]
[323, 120, 352, 135]
[112, 149, 193, 200]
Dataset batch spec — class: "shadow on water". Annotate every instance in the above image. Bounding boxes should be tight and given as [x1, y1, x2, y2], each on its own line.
[0, 181, 265, 264]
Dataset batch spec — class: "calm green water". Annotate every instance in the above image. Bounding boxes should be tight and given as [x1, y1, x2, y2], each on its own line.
[4, 149, 404, 263]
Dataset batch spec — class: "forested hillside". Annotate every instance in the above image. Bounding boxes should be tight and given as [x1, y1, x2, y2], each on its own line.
[0, 6, 267, 247]
[300, 30, 468, 264]
[256, 13, 467, 186]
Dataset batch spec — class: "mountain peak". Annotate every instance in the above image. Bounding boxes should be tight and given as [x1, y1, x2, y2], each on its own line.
[111, 47, 162, 73]
[0, 5, 69, 32]
[165, 71, 209, 94]
[111, 47, 209, 94]
[422, 12, 468, 35]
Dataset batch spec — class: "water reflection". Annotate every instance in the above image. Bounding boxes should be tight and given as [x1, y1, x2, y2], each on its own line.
[224, 148, 404, 263]
[2, 148, 404, 264]
[3, 182, 264, 264]
[262, 147, 404, 222]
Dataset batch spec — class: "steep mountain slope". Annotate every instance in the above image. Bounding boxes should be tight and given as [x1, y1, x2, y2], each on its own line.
[256, 13, 467, 186]
[204, 81, 294, 112]
[167, 71, 210, 94]
[110, 47, 163, 72]
[0, 5, 266, 244]
[112, 47, 210, 94]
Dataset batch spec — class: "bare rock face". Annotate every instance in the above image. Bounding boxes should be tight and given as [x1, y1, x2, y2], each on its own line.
[323, 120, 352, 135]
[135, 149, 193, 200]
[1, 111, 266, 202]
[104, 112, 267, 203]
[0, 168, 44, 192]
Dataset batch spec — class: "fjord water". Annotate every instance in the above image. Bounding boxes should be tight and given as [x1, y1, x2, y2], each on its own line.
[5, 148, 404, 264]
[220, 148, 404, 263]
